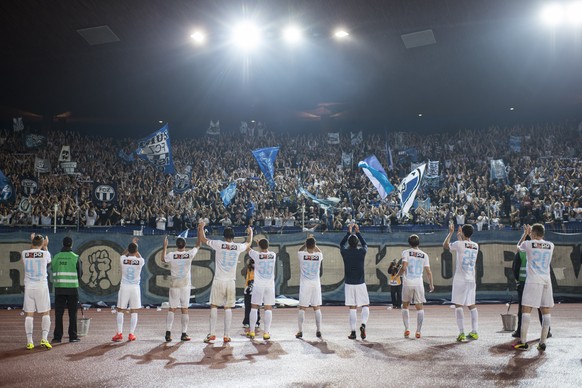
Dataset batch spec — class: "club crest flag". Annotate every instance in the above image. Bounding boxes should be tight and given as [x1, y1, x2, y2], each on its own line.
[252, 147, 279, 190]
[341, 152, 353, 169]
[25, 134, 47, 149]
[0, 169, 15, 204]
[136, 124, 175, 174]
[350, 131, 363, 146]
[173, 165, 192, 194]
[327, 132, 340, 144]
[220, 182, 237, 206]
[490, 159, 508, 181]
[207, 120, 220, 136]
[398, 163, 426, 216]
[13, 117, 24, 132]
[358, 155, 395, 200]
[59, 145, 71, 162]
[427, 160, 439, 178]
[34, 157, 51, 173]
[92, 182, 118, 205]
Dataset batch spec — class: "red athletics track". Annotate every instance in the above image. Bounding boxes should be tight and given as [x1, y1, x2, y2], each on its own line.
[0, 304, 580, 388]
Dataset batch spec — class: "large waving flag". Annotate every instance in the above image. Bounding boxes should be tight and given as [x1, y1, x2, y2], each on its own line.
[298, 186, 339, 209]
[136, 124, 175, 174]
[220, 182, 237, 206]
[252, 147, 279, 190]
[0, 169, 15, 204]
[358, 155, 395, 200]
[398, 163, 426, 216]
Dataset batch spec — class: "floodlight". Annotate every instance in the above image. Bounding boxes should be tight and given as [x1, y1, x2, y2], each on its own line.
[190, 30, 206, 44]
[334, 29, 349, 38]
[232, 22, 261, 50]
[540, 3, 564, 26]
[283, 25, 303, 43]
[567, 2, 582, 26]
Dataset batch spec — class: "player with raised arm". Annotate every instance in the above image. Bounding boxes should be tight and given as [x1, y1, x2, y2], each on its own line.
[396, 234, 434, 339]
[513, 224, 554, 352]
[199, 221, 253, 343]
[443, 223, 480, 342]
[162, 234, 200, 342]
[246, 238, 277, 341]
[112, 237, 144, 342]
[296, 235, 324, 339]
[22, 233, 52, 350]
[340, 223, 370, 340]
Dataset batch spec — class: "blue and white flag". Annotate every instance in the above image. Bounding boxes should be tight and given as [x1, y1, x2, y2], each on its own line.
[173, 165, 192, 194]
[252, 147, 279, 190]
[220, 182, 237, 207]
[327, 132, 340, 145]
[25, 134, 46, 149]
[0, 169, 15, 204]
[92, 182, 118, 205]
[509, 136, 521, 152]
[178, 229, 190, 238]
[298, 186, 339, 209]
[398, 163, 426, 216]
[426, 160, 439, 178]
[358, 155, 395, 200]
[118, 149, 135, 163]
[207, 120, 220, 136]
[341, 152, 353, 169]
[136, 124, 175, 174]
[20, 176, 39, 197]
[490, 159, 508, 182]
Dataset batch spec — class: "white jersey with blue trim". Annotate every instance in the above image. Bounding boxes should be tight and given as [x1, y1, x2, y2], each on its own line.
[298, 251, 323, 284]
[401, 248, 429, 287]
[248, 249, 276, 286]
[208, 240, 249, 281]
[22, 248, 52, 289]
[519, 239, 554, 285]
[120, 255, 145, 285]
[450, 240, 479, 283]
[165, 248, 198, 287]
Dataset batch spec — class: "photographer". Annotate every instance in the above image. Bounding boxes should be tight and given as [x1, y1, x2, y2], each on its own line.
[388, 259, 403, 309]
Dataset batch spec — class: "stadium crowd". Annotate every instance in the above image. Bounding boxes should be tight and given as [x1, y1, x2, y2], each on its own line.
[0, 122, 581, 233]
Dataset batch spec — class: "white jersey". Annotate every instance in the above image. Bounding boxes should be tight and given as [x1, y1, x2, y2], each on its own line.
[164, 248, 198, 287]
[207, 240, 249, 281]
[519, 239, 554, 285]
[248, 249, 276, 286]
[401, 248, 429, 287]
[450, 240, 479, 283]
[120, 255, 145, 285]
[298, 250, 323, 284]
[22, 248, 51, 289]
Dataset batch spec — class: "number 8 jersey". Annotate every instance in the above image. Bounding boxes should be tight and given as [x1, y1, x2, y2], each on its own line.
[519, 239, 554, 285]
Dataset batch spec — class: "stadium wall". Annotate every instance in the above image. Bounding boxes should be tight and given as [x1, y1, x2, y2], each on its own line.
[0, 231, 580, 306]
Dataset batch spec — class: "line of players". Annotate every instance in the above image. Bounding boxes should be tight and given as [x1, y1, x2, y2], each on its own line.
[21, 221, 554, 352]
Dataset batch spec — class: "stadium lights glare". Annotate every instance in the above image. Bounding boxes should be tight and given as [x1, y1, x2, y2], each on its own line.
[334, 29, 350, 38]
[418, 113, 423, 117]
[190, 30, 206, 44]
[510, 107, 515, 111]
[283, 25, 303, 43]
[540, 2, 582, 26]
[541, 3, 565, 26]
[232, 22, 261, 50]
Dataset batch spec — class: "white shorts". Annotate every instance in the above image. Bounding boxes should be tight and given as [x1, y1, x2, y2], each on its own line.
[169, 286, 191, 309]
[402, 284, 426, 304]
[451, 280, 476, 306]
[209, 279, 236, 307]
[23, 286, 51, 313]
[299, 282, 322, 307]
[251, 283, 276, 306]
[118, 284, 142, 310]
[344, 283, 370, 307]
[522, 282, 554, 309]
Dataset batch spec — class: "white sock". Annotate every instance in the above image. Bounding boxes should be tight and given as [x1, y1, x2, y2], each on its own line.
[209, 307, 217, 335]
[298, 310, 305, 332]
[402, 309, 410, 331]
[470, 308, 478, 333]
[166, 312, 174, 331]
[315, 309, 322, 331]
[224, 309, 232, 337]
[250, 308, 258, 332]
[520, 313, 531, 343]
[456, 307, 464, 333]
[181, 313, 189, 333]
[540, 314, 551, 344]
[130, 313, 138, 334]
[416, 310, 424, 333]
[349, 309, 357, 331]
[25, 316, 33, 343]
[41, 315, 50, 341]
[117, 312, 124, 334]
[361, 306, 369, 325]
[264, 310, 273, 333]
